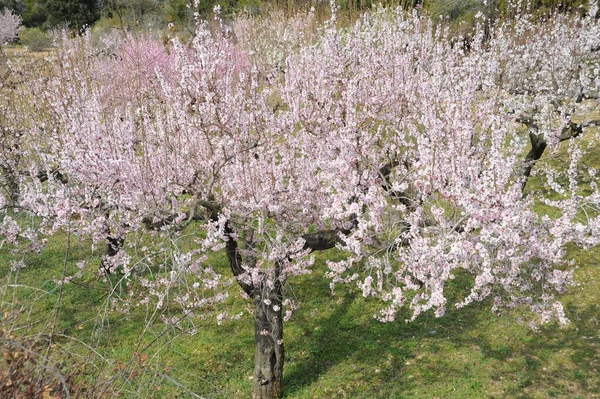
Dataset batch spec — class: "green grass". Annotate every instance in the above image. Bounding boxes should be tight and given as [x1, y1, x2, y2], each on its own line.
[1, 235, 599, 398]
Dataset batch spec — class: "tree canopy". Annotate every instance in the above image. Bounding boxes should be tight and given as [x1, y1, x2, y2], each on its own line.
[43, 0, 99, 30]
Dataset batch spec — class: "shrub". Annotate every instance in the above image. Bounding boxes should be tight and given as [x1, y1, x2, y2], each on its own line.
[18, 27, 53, 51]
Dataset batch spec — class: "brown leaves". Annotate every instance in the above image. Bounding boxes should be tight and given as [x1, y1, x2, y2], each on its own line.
[41, 385, 58, 399]
[0, 327, 65, 399]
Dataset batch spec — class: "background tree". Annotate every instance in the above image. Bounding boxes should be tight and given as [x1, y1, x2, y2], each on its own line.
[0, 8, 21, 44]
[101, 0, 160, 30]
[43, 0, 99, 30]
[0, 0, 25, 15]
[21, 0, 47, 27]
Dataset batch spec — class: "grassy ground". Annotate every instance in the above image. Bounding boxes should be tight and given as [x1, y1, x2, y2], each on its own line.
[0, 237, 599, 398]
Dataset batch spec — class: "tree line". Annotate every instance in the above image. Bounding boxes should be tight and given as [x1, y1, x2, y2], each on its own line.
[0, 0, 594, 32]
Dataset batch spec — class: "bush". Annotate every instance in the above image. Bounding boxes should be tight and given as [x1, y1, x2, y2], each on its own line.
[18, 27, 53, 52]
[426, 0, 482, 21]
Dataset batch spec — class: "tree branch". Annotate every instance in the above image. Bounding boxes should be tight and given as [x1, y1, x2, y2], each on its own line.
[36, 168, 68, 184]
[301, 229, 349, 252]
[520, 118, 600, 193]
[224, 221, 254, 296]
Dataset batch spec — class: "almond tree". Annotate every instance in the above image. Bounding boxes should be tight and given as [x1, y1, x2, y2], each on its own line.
[3, 5, 600, 399]
[0, 8, 20, 45]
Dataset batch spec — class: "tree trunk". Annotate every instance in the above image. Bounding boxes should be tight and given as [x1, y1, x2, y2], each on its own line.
[252, 278, 284, 399]
[521, 131, 547, 192]
[220, 220, 345, 399]
[101, 234, 124, 275]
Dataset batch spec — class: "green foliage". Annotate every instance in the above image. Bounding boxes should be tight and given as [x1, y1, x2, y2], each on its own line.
[424, 0, 592, 21]
[43, 0, 99, 30]
[0, 0, 25, 15]
[163, 0, 192, 27]
[18, 26, 52, 51]
[425, 0, 482, 20]
[102, 0, 161, 30]
[236, 0, 264, 14]
[529, 0, 589, 13]
[21, 0, 47, 28]
[162, 0, 238, 34]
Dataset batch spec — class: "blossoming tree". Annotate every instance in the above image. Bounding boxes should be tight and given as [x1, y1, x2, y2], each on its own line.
[0, 8, 21, 46]
[2, 4, 600, 399]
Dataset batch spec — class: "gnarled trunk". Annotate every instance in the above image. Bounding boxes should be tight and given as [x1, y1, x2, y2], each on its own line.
[252, 277, 283, 399]
[220, 220, 344, 399]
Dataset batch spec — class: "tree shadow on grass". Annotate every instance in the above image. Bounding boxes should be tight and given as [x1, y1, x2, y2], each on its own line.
[283, 289, 600, 398]
[283, 290, 490, 398]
